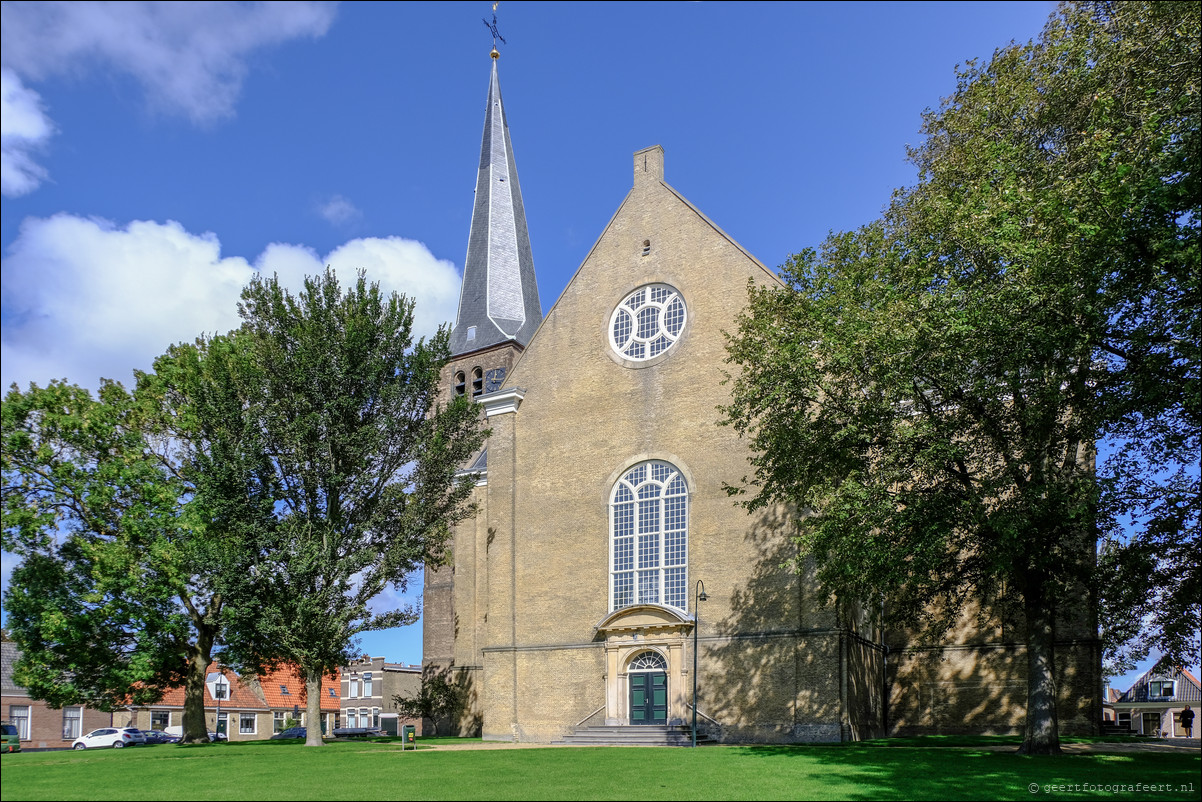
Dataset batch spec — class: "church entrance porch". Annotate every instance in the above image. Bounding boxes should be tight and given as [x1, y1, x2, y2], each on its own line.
[596, 604, 694, 727]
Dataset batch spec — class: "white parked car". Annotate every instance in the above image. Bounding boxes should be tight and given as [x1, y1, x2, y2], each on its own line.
[72, 728, 138, 749]
[118, 727, 147, 745]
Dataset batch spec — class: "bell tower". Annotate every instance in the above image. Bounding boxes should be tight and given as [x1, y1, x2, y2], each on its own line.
[423, 38, 542, 725]
[442, 45, 542, 407]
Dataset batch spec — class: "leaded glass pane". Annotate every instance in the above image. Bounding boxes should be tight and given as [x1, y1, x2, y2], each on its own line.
[638, 533, 658, 568]
[614, 536, 634, 572]
[638, 500, 659, 534]
[612, 310, 633, 348]
[665, 496, 686, 531]
[667, 475, 686, 496]
[651, 463, 672, 482]
[638, 570, 659, 604]
[615, 485, 633, 503]
[626, 465, 647, 485]
[664, 297, 685, 335]
[649, 286, 669, 303]
[625, 340, 645, 359]
[664, 528, 686, 566]
[665, 567, 686, 609]
[614, 573, 634, 608]
[614, 502, 634, 537]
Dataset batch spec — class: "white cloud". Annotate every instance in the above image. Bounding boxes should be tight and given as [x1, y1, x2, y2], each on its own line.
[1, 215, 462, 393]
[318, 195, 362, 226]
[0, 68, 55, 197]
[0, 1, 337, 123]
[0, 1, 335, 196]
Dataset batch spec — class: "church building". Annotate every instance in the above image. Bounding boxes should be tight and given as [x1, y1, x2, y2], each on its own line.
[423, 49, 1101, 744]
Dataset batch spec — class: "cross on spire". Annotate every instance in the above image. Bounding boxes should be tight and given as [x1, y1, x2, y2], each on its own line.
[483, 2, 506, 54]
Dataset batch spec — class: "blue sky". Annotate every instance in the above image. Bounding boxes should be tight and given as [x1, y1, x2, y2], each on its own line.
[2, 1, 1185, 689]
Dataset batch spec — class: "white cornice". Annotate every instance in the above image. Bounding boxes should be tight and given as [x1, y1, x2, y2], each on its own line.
[481, 387, 525, 417]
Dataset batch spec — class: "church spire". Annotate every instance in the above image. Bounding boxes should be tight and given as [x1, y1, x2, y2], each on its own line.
[449, 52, 542, 357]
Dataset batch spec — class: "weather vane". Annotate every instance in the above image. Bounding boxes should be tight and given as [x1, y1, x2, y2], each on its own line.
[483, 2, 506, 54]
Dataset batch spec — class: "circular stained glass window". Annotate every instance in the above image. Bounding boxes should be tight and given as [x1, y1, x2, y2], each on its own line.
[609, 284, 687, 362]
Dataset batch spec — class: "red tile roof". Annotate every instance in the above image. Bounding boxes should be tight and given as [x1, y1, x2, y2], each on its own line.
[258, 665, 339, 712]
[153, 663, 264, 710]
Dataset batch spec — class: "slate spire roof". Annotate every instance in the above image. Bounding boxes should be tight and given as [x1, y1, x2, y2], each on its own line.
[449, 54, 542, 357]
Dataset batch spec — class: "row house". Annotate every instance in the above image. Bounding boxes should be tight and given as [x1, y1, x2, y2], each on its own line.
[127, 663, 339, 740]
[1109, 667, 1201, 738]
[340, 655, 422, 735]
[2, 641, 113, 750]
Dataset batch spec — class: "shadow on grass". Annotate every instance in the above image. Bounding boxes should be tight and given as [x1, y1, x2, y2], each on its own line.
[724, 742, 1200, 802]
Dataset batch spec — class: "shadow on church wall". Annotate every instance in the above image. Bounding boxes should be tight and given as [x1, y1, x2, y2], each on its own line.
[701, 505, 852, 742]
[698, 506, 1099, 740]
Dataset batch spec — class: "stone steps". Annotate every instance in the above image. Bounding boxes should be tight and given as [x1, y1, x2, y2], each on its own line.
[554, 724, 716, 746]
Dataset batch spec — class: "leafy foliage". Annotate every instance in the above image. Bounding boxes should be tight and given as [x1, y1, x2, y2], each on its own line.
[1, 380, 191, 710]
[393, 665, 466, 736]
[214, 268, 486, 745]
[723, 1, 1198, 753]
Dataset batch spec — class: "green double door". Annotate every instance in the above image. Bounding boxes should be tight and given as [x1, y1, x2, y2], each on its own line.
[629, 672, 668, 725]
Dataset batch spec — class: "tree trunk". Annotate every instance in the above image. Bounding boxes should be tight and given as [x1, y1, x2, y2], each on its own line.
[305, 671, 324, 746]
[181, 628, 215, 744]
[1019, 586, 1062, 755]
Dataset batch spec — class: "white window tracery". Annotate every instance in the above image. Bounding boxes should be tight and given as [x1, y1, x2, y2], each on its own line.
[610, 460, 688, 611]
[609, 284, 687, 361]
[628, 651, 668, 671]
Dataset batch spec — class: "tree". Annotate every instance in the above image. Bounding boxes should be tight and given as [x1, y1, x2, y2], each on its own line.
[723, 1, 1198, 754]
[2, 380, 215, 743]
[2, 332, 276, 744]
[393, 665, 465, 736]
[219, 269, 485, 747]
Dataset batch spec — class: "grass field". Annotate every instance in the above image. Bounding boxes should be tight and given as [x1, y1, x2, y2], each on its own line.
[1, 737, 1198, 801]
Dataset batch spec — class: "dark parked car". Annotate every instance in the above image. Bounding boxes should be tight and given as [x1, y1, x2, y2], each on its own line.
[270, 727, 306, 740]
[1, 722, 20, 753]
[332, 727, 384, 739]
[142, 730, 181, 744]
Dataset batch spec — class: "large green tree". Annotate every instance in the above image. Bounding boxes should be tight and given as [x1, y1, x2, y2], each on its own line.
[723, 1, 1198, 754]
[215, 269, 485, 746]
[1, 376, 248, 744]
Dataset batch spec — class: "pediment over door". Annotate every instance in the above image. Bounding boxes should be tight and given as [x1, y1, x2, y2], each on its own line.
[596, 604, 695, 637]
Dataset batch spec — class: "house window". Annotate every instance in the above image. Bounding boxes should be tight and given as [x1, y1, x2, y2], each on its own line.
[280, 685, 290, 696]
[348, 678, 360, 698]
[151, 711, 170, 731]
[10, 706, 30, 740]
[609, 284, 687, 361]
[363, 672, 373, 697]
[1149, 680, 1175, 698]
[360, 708, 370, 727]
[1118, 712, 1131, 728]
[347, 709, 358, 728]
[239, 713, 256, 734]
[328, 687, 338, 698]
[610, 460, 688, 612]
[62, 707, 82, 740]
[273, 711, 286, 733]
[454, 371, 466, 396]
[372, 708, 380, 728]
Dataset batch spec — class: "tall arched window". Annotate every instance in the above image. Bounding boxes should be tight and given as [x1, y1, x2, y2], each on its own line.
[610, 461, 688, 612]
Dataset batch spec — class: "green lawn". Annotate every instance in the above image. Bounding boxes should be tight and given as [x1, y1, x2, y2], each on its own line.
[1, 738, 1198, 801]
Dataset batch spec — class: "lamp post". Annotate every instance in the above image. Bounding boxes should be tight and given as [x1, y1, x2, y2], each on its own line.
[692, 579, 708, 748]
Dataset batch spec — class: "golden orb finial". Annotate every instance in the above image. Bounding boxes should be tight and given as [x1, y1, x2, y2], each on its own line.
[491, 47, 500, 59]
